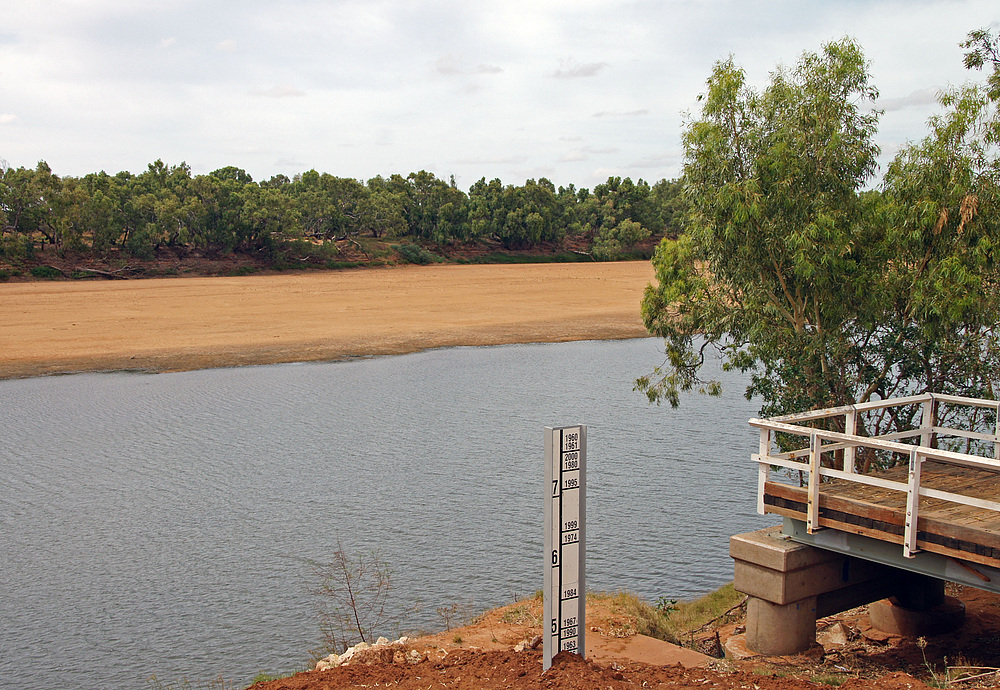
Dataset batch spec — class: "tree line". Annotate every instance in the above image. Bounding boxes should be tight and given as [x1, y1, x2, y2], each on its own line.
[0, 159, 687, 265]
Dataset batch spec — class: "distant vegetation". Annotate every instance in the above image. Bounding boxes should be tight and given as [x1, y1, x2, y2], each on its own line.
[0, 160, 688, 279]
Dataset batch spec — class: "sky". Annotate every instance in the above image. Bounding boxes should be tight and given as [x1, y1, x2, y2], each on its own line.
[1, 0, 998, 190]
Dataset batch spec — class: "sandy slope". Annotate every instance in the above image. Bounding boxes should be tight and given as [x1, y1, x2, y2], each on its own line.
[0, 262, 656, 379]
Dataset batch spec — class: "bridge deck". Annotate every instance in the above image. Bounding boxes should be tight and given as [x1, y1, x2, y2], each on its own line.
[763, 460, 1000, 570]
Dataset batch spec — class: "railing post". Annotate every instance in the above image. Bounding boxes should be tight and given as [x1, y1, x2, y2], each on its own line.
[807, 432, 821, 533]
[904, 447, 922, 558]
[757, 428, 770, 515]
[994, 401, 1000, 462]
[920, 394, 936, 450]
[844, 407, 857, 474]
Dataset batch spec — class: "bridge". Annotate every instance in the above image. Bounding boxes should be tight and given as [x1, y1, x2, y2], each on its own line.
[730, 393, 1000, 655]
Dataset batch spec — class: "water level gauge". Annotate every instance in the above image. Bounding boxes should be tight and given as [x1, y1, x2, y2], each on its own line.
[543, 425, 586, 670]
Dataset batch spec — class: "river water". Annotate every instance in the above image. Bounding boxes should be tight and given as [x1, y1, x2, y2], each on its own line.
[0, 338, 772, 688]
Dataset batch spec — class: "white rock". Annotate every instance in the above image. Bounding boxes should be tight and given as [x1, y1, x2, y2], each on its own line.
[376, 636, 390, 646]
[398, 636, 409, 644]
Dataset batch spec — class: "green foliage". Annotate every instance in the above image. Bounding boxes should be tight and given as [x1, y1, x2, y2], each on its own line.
[962, 28, 1000, 101]
[246, 670, 297, 686]
[586, 590, 677, 643]
[473, 251, 586, 264]
[639, 36, 1000, 432]
[499, 603, 542, 626]
[396, 243, 440, 264]
[30, 265, 62, 279]
[2, 152, 688, 268]
[658, 583, 744, 639]
[592, 218, 651, 260]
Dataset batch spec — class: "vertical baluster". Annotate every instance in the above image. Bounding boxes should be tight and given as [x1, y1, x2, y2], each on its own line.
[904, 447, 922, 558]
[757, 427, 770, 515]
[844, 407, 857, 474]
[994, 401, 999, 462]
[807, 432, 821, 533]
[920, 394, 936, 450]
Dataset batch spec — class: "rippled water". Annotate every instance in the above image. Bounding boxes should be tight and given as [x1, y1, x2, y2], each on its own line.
[0, 338, 771, 688]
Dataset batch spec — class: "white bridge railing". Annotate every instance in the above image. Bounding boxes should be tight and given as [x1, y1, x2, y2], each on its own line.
[749, 393, 1000, 558]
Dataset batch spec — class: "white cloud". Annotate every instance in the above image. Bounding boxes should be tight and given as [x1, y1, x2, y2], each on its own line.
[552, 59, 608, 79]
[215, 39, 237, 53]
[0, 114, 17, 125]
[880, 87, 943, 112]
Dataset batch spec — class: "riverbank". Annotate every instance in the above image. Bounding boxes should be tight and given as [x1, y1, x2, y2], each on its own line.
[253, 583, 1000, 689]
[0, 261, 654, 380]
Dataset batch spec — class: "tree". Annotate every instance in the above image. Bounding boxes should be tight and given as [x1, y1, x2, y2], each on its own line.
[637, 36, 1000, 447]
[591, 219, 650, 260]
[638, 39, 881, 414]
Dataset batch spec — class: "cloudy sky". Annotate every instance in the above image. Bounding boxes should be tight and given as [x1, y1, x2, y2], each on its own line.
[1, 0, 997, 189]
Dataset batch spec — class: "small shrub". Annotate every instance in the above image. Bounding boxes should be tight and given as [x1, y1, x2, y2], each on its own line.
[229, 265, 258, 277]
[660, 583, 745, 641]
[396, 244, 439, 265]
[812, 673, 850, 686]
[587, 590, 676, 643]
[313, 541, 394, 655]
[248, 670, 293, 685]
[500, 604, 541, 626]
[30, 265, 63, 279]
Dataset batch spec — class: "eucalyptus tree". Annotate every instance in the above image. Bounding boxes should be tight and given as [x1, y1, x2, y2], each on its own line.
[638, 36, 1000, 433]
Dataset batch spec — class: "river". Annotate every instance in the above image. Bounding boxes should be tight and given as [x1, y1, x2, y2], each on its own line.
[0, 338, 772, 688]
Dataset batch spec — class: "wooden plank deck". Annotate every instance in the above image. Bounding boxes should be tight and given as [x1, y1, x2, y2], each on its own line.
[763, 460, 1000, 569]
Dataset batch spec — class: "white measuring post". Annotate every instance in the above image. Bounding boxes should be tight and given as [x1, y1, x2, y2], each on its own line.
[543, 425, 586, 670]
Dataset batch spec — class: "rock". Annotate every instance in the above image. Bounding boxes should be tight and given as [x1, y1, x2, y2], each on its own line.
[514, 640, 528, 652]
[529, 635, 543, 649]
[393, 650, 406, 664]
[376, 636, 390, 646]
[408, 649, 424, 664]
[817, 622, 849, 648]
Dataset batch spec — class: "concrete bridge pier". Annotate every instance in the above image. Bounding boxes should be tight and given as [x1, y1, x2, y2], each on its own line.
[728, 526, 964, 656]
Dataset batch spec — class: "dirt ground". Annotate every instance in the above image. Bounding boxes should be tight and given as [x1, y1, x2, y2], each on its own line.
[254, 584, 1000, 690]
[0, 261, 654, 380]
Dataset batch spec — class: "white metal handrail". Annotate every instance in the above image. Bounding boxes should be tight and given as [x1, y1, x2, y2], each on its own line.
[751, 393, 1000, 559]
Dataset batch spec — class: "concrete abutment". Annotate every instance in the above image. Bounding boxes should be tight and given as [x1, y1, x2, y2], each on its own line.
[727, 526, 965, 657]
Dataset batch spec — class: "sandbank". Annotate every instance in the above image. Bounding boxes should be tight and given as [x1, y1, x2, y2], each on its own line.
[0, 261, 656, 380]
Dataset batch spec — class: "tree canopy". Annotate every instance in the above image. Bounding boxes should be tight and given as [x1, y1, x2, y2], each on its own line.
[637, 35, 1000, 433]
[1, 159, 685, 267]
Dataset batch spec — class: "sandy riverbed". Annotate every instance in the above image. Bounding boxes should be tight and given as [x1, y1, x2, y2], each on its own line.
[0, 262, 656, 380]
